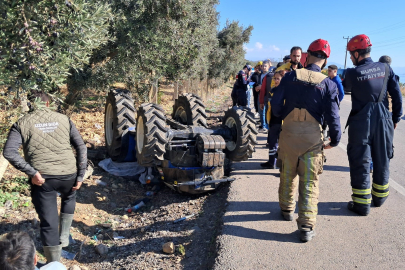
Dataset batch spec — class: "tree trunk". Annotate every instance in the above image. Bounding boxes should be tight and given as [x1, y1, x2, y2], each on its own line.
[174, 81, 179, 100]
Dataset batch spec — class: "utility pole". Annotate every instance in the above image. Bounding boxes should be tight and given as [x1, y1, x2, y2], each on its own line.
[343, 36, 350, 69]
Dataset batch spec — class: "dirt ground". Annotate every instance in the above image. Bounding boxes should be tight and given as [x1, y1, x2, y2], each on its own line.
[0, 83, 234, 270]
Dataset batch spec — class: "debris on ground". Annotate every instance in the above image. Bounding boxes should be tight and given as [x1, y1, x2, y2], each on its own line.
[163, 242, 175, 254]
[0, 84, 234, 269]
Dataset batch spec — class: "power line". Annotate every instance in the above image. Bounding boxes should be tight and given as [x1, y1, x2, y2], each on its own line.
[372, 35, 405, 45]
[373, 40, 405, 48]
[367, 20, 405, 35]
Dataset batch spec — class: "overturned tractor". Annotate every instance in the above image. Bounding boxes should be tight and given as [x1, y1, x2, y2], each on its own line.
[104, 89, 257, 194]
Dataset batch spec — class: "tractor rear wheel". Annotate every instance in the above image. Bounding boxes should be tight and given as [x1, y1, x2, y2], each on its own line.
[172, 93, 208, 128]
[222, 108, 258, 161]
[136, 103, 168, 166]
[104, 89, 136, 161]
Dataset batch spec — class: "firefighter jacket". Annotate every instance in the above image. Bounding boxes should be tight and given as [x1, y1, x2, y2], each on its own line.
[271, 63, 342, 147]
[342, 57, 402, 123]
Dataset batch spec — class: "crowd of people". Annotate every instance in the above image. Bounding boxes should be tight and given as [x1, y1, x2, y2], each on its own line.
[231, 35, 402, 242]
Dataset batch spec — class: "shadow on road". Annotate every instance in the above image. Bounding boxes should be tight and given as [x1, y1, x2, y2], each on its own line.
[223, 224, 300, 243]
[220, 201, 355, 243]
[323, 165, 350, 172]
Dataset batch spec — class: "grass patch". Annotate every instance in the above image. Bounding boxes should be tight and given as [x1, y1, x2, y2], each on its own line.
[0, 176, 31, 207]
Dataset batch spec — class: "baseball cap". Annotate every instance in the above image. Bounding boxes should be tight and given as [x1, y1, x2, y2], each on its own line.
[328, 65, 338, 70]
[283, 55, 290, 60]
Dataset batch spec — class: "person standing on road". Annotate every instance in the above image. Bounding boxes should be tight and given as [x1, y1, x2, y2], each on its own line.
[327, 65, 344, 102]
[260, 70, 285, 168]
[250, 64, 262, 115]
[271, 39, 341, 242]
[231, 65, 251, 107]
[257, 60, 271, 132]
[277, 55, 291, 68]
[321, 64, 345, 141]
[3, 92, 87, 263]
[343, 35, 402, 216]
[379, 55, 401, 82]
[270, 47, 304, 89]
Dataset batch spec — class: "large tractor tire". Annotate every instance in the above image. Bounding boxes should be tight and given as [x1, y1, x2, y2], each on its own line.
[172, 93, 208, 128]
[104, 89, 136, 161]
[136, 103, 168, 166]
[222, 108, 258, 161]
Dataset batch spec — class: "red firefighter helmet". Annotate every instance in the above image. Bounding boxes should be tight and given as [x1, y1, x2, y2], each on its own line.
[307, 39, 331, 58]
[347, 34, 372, 52]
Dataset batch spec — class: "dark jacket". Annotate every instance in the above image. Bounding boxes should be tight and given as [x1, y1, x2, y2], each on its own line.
[343, 57, 402, 123]
[234, 70, 248, 91]
[269, 86, 283, 125]
[250, 71, 261, 89]
[3, 109, 87, 182]
[271, 64, 341, 147]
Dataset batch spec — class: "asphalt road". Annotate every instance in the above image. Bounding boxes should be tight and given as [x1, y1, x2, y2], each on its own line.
[214, 96, 405, 270]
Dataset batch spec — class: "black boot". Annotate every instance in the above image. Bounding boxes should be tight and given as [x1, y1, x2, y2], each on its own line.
[347, 201, 370, 216]
[281, 210, 293, 221]
[300, 230, 316, 242]
[299, 225, 316, 242]
[372, 196, 388, 207]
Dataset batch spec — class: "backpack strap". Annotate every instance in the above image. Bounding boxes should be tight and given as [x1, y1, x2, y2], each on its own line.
[378, 63, 390, 103]
[296, 69, 327, 85]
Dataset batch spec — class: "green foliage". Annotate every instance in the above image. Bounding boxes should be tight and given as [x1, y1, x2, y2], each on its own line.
[1, 0, 253, 105]
[0, 190, 19, 207]
[85, 0, 220, 97]
[177, 244, 186, 256]
[0, 176, 31, 208]
[0, 0, 113, 97]
[208, 21, 253, 87]
[1, 176, 30, 195]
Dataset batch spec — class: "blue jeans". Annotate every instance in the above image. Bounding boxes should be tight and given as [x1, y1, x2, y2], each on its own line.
[247, 87, 252, 109]
[257, 98, 268, 129]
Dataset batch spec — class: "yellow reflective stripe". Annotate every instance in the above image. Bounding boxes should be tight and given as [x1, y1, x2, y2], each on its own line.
[371, 190, 390, 198]
[372, 183, 389, 190]
[352, 196, 372, 204]
[352, 188, 371, 195]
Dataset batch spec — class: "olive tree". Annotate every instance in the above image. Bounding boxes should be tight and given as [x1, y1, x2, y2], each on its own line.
[0, 0, 112, 99]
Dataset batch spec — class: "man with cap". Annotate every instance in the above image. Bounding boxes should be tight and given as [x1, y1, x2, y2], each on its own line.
[327, 65, 344, 102]
[343, 35, 402, 216]
[271, 39, 341, 242]
[276, 55, 291, 68]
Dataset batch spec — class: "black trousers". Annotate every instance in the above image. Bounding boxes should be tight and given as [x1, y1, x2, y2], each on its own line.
[253, 90, 259, 112]
[31, 174, 77, 246]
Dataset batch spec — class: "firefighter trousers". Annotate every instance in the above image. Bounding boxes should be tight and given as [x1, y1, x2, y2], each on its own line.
[347, 102, 394, 209]
[278, 108, 324, 230]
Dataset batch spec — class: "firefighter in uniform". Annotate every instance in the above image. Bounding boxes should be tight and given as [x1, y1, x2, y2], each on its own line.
[271, 39, 341, 242]
[3, 92, 87, 263]
[343, 34, 402, 215]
